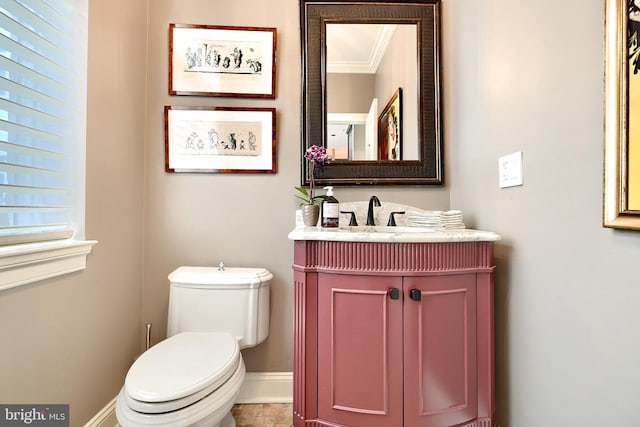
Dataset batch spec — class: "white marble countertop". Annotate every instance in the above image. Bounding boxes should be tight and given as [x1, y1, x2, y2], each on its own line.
[288, 226, 501, 243]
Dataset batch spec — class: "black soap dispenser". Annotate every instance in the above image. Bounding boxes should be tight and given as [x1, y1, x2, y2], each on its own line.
[321, 186, 339, 228]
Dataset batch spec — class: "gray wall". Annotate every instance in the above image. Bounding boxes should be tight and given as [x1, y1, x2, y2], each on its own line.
[445, 0, 640, 425]
[327, 73, 375, 113]
[1, 0, 637, 426]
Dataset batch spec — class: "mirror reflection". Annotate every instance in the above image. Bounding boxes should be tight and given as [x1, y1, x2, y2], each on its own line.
[326, 23, 418, 161]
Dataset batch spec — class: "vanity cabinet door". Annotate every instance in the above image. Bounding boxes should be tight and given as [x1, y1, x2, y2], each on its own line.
[403, 274, 478, 427]
[317, 273, 404, 427]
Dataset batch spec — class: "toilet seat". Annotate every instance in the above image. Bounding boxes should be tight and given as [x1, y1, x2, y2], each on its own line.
[124, 332, 240, 413]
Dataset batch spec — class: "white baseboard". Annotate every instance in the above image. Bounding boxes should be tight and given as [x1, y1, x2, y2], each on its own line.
[236, 371, 293, 404]
[83, 396, 118, 427]
[85, 372, 293, 427]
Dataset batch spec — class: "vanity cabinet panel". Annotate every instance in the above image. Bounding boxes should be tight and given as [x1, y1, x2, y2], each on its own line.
[404, 275, 478, 427]
[292, 240, 497, 427]
[317, 274, 404, 426]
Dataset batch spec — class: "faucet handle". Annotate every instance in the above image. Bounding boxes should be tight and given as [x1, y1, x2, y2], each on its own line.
[387, 211, 406, 226]
[340, 211, 358, 226]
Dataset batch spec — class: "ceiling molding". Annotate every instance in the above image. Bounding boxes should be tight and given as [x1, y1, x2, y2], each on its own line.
[327, 25, 397, 74]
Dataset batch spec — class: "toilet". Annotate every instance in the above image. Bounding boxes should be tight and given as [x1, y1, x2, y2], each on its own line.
[116, 265, 272, 427]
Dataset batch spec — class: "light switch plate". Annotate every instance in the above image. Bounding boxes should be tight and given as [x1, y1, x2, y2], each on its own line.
[498, 152, 523, 188]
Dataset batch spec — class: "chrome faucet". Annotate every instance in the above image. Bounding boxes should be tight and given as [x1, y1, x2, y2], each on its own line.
[366, 195, 381, 226]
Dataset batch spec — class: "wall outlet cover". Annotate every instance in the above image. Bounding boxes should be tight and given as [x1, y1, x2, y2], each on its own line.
[498, 152, 523, 188]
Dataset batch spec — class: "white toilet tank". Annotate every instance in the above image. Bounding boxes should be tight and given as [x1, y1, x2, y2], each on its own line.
[167, 266, 272, 349]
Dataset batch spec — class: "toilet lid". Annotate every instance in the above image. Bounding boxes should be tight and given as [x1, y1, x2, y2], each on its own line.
[125, 332, 240, 404]
[117, 358, 245, 424]
[169, 266, 273, 288]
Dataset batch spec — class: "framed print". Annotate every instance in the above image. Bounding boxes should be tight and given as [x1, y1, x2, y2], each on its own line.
[169, 24, 276, 98]
[604, 0, 640, 229]
[164, 106, 276, 173]
[378, 88, 402, 161]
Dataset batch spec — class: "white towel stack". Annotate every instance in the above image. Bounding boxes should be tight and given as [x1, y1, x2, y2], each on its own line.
[407, 211, 444, 230]
[441, 210, 465, 229]
[406, 210, 465, 230]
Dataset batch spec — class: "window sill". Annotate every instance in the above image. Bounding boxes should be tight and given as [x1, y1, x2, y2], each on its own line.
[0, 239, 97, 292]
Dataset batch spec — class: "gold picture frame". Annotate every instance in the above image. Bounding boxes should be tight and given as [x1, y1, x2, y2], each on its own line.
[378, 88, 402, 161]
[604, 0, 640, 229]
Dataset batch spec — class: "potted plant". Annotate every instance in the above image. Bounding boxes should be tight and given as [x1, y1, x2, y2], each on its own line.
[295, 145, 329, 226]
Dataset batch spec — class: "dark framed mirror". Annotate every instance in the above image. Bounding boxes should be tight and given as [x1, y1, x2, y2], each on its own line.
[300, 0, 442, 185]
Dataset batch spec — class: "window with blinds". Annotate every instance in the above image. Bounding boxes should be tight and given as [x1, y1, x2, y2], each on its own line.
[0, 0, 87, 246]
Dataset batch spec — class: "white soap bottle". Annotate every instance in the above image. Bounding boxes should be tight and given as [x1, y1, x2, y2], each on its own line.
[321, 186, 339, 228]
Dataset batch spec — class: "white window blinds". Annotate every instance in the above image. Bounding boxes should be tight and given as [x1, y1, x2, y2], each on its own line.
[0, 0, 88, 246]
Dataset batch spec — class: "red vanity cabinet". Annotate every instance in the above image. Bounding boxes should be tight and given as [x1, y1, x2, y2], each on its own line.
[292, 239, 497, 427]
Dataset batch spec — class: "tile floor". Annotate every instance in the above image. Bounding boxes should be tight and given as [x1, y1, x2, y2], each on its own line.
[231, 403, 293, 427]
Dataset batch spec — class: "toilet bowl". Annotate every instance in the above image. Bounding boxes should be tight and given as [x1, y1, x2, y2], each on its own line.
[116, 266, 272, 427]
